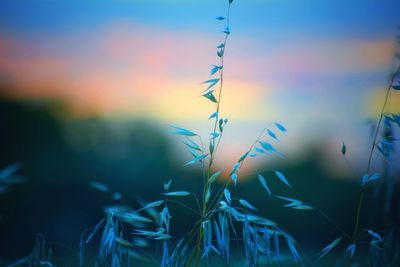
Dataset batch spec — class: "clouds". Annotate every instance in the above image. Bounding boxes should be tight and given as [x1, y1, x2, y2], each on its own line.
[0, 17, 396, 119]
[0, 21, 259, 118]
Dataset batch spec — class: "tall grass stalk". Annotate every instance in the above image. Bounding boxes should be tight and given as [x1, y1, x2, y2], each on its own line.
[352, 65, 400, 242]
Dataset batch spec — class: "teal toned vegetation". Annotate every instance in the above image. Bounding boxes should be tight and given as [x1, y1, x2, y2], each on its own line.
[1, 0, 400, 266]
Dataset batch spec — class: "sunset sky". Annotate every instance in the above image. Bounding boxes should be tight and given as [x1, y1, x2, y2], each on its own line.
[1, 0, 400, 172]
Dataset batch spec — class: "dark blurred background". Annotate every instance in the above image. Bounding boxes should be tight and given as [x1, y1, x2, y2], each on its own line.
[0, 94, 398, 265]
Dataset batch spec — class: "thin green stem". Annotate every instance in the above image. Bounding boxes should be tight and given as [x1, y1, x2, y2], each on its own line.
[352, 191, 365, 241]
[366, 66, 399, 173]
[194, 3, 232, 266]
[342, 154, 357, 178]
[313, 207, 352, 241]
[206, 126, 269, 215]
[352, 66, 399, 242]
[166, 199, 201, 216]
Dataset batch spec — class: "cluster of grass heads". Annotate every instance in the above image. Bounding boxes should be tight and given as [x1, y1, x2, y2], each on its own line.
[78, 1, 303, 266]
[2, 0, 400, 266]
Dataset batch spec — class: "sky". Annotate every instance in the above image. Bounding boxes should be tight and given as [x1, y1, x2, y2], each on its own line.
[0, 0, 400, 174]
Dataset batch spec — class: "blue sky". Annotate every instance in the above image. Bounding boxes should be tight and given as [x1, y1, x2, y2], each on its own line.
[1, 0, 399, 36]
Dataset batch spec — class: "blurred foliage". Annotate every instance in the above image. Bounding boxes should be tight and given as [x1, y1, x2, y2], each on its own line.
[0, 96, 398, 265]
